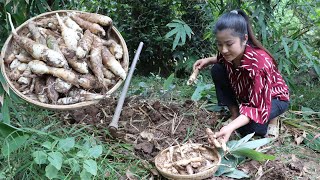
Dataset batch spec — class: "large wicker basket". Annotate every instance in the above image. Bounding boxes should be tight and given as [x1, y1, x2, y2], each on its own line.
[155, 143, 221, 180]
[0, 10, 129, 110]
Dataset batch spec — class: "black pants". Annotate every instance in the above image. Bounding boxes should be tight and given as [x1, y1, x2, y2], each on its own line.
[211, 63, 289, 137]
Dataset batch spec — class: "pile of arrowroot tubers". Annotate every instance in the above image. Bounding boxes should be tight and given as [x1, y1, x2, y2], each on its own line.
[3, 11, 127, 105]
[155, 128, 227, 176]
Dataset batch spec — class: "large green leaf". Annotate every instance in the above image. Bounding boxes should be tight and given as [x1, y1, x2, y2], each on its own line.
[303, 133, 320, 152]
[232, 148, 275, 161]
[65, 158, 80, 173]
[1, 94, 10, 124]
[235, 138, 272, 150]
[0, 122, 24, 138]
[88, 145, 103, 158]
[224, 168, 250, 179]
[83, 159, 97, 176]
[230, 133, 255, 150]
[191, 83, 213, 101]
[2, 134, 29, 156]
[48, 152, 63, 170]
[58, 137, 75, 152]
[32, 150, 48, 165]
[45, 164, 58, 179]
[163, 73, 174, 91]
[80, 169, 92, 180]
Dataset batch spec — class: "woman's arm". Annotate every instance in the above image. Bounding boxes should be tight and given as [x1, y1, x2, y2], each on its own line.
[215, 114, 250, 143]
[193, 56, 218, 70]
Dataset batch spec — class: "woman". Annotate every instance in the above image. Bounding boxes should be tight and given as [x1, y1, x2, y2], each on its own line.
[194, 9, 290, 143]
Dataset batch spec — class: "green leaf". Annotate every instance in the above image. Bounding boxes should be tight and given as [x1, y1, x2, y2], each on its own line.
[88, 145, 103, 158]
[224, 168, 250, 179]
[32, 151, 48, 164]
[230, 133, 255, 149]
[48, 152, 63, 170]
[165, 27, 179, 39]
[45, 164, 58, 179]
[299, 42, 312, 59]
[172, 19, 185, 24]
[303, 133, 320, 152]
[166, 22, 180, 28]
[301, 106, 315, 116]
[293, 40, 299, 52]
[172, 30, 181, 50]
[58, 137, 75, 152]
[183, 24, 193, 39]
[180, 28, 186, 45]
[0, 122, 24, 138]
[2, 134, 29, 156]
[80, 169, 92, 180]
[1, 94, 11, 124]
[281, 38, 290, 58]
[232, 148, 275, 161]
[76, 150, 87, 158]
[236, 138, 272, 149]
[42, 141, 53, 149]
[65, 158, 80, 173]
[215, 155, 241, 176]
[0, 172, 6, 179]
[163, 73, 174, 91]
[191, 83, 213, 101]
[83, 159, 97, 176]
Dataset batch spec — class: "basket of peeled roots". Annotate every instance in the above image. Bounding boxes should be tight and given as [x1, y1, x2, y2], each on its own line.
[155, 142, 221, 180]
[0, 10, 129, 110]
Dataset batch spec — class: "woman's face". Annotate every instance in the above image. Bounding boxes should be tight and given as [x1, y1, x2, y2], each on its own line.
[216, 29, 247, 62]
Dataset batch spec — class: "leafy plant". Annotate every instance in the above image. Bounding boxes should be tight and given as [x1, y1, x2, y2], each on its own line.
[215, 133, 275, 179]
[165, 19, 193, 50]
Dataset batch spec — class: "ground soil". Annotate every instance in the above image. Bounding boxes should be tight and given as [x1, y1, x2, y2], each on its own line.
[61, 96, 319, 180]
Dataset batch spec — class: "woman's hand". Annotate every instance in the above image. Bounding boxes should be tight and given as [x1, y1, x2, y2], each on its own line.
[215, 114, 251, 143]
[214, 125, 234, 143]
[193, 56, 217, 70]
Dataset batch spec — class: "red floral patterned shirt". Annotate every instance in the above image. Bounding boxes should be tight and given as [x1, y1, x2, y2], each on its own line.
[217, 45, 290, 124]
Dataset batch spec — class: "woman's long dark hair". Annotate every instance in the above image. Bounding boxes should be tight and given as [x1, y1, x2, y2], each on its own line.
[214, 9, 277, 66]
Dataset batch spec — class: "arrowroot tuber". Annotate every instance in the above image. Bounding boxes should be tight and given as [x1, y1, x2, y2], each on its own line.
[76, 29, 94, 59]
[76, 12, 112, 26]
[101, 46, 126, 80]
[69, 13, 106, 36]
[7, 13, 68, 68]
[54, 78, 72, 94]
[89, 36, 104, 84]
[56, 13, 80, 51]
[187, 68, 199, 85]
[28, 60, 79, 86]
[27, 21, 46, 45]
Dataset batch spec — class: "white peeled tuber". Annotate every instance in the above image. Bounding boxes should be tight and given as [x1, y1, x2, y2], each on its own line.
[187, 68, 199, 85]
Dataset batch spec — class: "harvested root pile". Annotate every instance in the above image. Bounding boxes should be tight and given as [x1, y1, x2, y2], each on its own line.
[155, 143, 220, 176]
[3, 11, 127, 105]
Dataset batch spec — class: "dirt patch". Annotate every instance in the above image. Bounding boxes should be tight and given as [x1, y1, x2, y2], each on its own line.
[62, 96, 217, 158]
[60, 96, 318, 179]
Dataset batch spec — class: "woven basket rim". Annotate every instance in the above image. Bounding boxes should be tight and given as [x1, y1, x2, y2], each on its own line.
[0, 10, 129, 110]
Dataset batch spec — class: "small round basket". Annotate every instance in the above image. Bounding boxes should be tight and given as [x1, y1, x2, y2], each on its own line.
[154, 143, 221, 180]
[0, 10, 129, 110]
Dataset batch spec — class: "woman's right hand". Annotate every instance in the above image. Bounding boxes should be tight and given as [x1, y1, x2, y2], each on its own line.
[193, 57, 216, 70]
